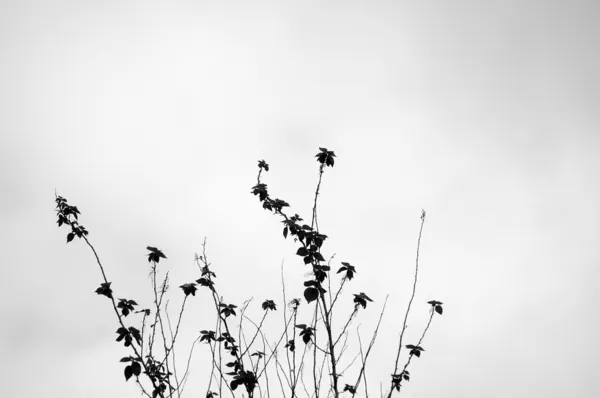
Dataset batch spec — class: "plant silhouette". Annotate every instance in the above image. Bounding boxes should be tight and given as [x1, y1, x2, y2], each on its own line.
[55, 148, 444, 398]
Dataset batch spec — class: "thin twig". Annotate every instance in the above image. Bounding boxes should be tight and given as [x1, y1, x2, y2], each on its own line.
[387, 211, 426, 398]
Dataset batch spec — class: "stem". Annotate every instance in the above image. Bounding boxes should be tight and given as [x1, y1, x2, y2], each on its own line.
[394, 309, 436, 393]
[83, 236, 164, 398]
[387, 210, 426, 398]
[311, 165, 324, 231]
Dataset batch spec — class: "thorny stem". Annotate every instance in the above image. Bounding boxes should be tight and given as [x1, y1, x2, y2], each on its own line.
[310, 163, 340, 398]
[387, 210, 426, 398]
[280, 263, 297, 397]
[256, 312, 295, 380]
[351, 297, 388, 397]
[333, 308, 358, 348]
[160, 294, 189, 389]
[241, 311, 268, 359]
[176, 335, 200, 397]
[311, 164, 325, 231]
[394, 309, 436, 393]
[82, 236, 165, 398]
[256, 158, 341, 396]
[312, 300, 319, 398]
[152, 266, 175, 397]
[197, 241, 256, 397]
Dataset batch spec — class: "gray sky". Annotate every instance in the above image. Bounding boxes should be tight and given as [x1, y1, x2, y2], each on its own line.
[1, 1, 599, 397]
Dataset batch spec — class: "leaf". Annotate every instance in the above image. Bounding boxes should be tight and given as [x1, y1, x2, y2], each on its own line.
[435, 305, 443, 315]
[296, 247, 309, 257]
[353, 292, 373, 309]
[180, 283, 198, 297]
[66, 233, 75, 243]
[147, 246, 167, 263]
[196, 277, 215, 290]
[285, 339, 296, 352]
[283, 227, 288, 239]
[128, 327, 142, 345]
[95, 282, 113, 299]
[124, 365, 133, 381]
[343, 385, 356, 394]
[258, 160, 269, 171]
[261, 299, 277, 311]
[132, 362, 142, 376]
[120, 357, 132, 363]
[304, 287, 319, 304]
[338, 262, 356, 280]
[301, 329, 313, 344]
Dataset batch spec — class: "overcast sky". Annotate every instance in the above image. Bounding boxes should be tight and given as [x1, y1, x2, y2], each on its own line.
[1, 1, 599, 397]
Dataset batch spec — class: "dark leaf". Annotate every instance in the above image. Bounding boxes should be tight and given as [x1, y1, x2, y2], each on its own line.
[132, 362, 142, 376]
[353, 292, 373, 308]
[343, 384, 356, 394]
[301, 329, 314, 344]
[285, 339, 295, 352]
[337, 262, 356, 280]
[124, 365, 133, 381]
[129, 327, 142, 345]
[261, 299, 277, 311]
[196, 277, 215, 290]
[258, 160, 269, 171]
[147, 246, 167, 263]
[304, 287, 319, 304]
[180, 283, 198, 297]
[435, 305, 443, 315]
[296, 247, 309, 257]
[66, 233, 75, 243]
[95, 282, 113, 299]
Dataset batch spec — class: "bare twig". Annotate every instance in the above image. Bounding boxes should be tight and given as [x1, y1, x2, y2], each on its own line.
[386, 211, 427, 397]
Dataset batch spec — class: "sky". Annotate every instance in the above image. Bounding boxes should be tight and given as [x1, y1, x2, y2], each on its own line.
[1, 0, 599, 397]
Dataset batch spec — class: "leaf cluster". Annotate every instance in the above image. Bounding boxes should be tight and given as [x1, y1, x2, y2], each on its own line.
[115, 326, 142, 347]
[55, 195, 89, 243]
